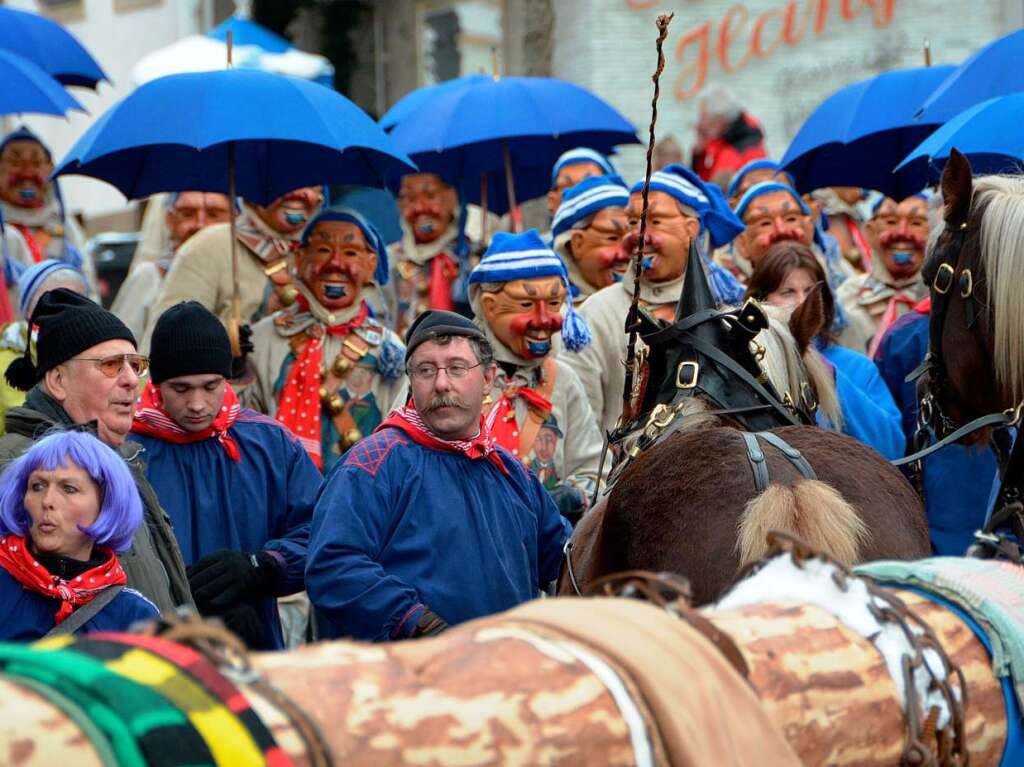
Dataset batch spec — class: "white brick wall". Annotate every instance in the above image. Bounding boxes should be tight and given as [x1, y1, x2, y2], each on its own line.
[551, 0, 1018, 186]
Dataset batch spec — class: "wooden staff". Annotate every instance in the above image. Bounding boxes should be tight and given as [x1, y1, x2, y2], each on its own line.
[619, 13, 673, 427]
[226, 30, 243, 357]
[924, 38, 932, 67]
[480, 171, 489, 245]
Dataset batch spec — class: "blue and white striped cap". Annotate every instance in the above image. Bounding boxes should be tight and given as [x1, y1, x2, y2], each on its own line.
[550, 148, 616, 187]
[470, 229, 591, 351]
[551, 175, 629, 240]
[733, 181, 811, 220]
[16, 259, 85, 319]
[726, 159, 784, 199]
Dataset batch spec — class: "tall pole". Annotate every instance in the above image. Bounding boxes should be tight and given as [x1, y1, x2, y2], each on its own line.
[226, 30, 242, 357]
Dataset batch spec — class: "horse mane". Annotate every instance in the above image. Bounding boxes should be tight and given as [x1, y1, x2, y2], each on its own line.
[756, 305, 843, 428]
[972, 174, 1024, 404]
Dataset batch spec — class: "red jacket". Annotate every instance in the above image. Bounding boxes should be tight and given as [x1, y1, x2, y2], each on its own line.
[692, 112, 767, 183]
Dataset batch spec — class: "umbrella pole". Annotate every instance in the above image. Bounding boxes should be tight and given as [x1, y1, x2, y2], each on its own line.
[502, 142, 521, 233]
[924, 38, 932, 67]
[228, 142, 242, 358]
[480, 171, 489, 245]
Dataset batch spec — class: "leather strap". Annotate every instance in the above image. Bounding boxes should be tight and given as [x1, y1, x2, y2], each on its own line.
[757, 431, 817, 480]
[742, 431, 817, 493]
[892, 409, 1018, 467]
[517, 359, 558, 459]
[741, 432, 769, 492]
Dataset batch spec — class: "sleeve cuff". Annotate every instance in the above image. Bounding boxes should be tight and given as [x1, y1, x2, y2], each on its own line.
[391, 603, 426, 639]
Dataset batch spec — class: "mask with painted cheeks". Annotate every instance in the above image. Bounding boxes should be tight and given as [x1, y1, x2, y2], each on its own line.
[866, 196, 929, 280]
[622, 190, 701, 284]
[568, 206, 630, 290]
[0, 139, 52, 209]
[296, 221, 378, 311]
[480, 276, 567, 360]
[398, 173, 458, 244]
[737, 190, 815, 268]
[547, 161, 607, 215]
[251, 186, 322, 235]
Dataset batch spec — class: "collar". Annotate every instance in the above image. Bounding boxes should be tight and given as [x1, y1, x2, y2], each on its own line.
[290, 278, 374, 328]
[0, 196, 61, 229]
[377, 404, 509, 475]
[622, 263, 685, 306]
[869, 252, 926, 291]
[397, 218, 461, 266]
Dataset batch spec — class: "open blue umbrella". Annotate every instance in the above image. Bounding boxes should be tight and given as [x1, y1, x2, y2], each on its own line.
[780, 65, 954, 199]
[388, 76, 637, 216]
[379, 74, 490, 131]
[0, 50, 84, 117]
[898, 93, 1024, 179]
[916, 29, 1024, 124]
[0, 6, 106, 89]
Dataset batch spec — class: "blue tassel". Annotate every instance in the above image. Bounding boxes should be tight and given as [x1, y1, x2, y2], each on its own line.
[560, 277, 591, 352]
[377, 338, 405, 380]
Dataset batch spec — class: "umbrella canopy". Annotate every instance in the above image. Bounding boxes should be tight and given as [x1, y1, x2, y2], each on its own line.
[388, 76, 638, 214]
[132, 14, 333, 87]
[917, 29, 1024, 124]
[379, 74, 490, 131]
[898, 93, 1024, 179]
[0, 6, 106, 89]
[54, 69, 415, 205]
[0, 50, 84, 118]
[780, 65, 955, 199]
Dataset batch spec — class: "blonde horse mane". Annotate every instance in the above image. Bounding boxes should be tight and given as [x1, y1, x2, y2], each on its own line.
[971, 175, 1024, 404]
[755, 304, 843, 429]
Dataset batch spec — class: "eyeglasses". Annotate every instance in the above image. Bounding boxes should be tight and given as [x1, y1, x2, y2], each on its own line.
[408, 361, 482, 381]
[68, 353, 149, 378]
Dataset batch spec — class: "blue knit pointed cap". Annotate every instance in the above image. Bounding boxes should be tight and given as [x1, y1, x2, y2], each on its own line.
[551, 175, 629, 240]
[469, 229, 591, 351]
[300, 207, 390, 286]
[631, 164, 744, 249]
[550, 148, 616, 186]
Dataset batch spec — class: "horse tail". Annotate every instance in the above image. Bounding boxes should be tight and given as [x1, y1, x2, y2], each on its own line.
[736, 480, 869, 567]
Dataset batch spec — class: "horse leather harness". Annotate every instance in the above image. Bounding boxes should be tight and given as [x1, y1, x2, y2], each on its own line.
[740, 431, 817, 492]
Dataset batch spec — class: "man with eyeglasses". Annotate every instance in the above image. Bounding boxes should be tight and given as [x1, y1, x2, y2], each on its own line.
[306, 309, 571, 642]
[0, 288, 191, 614]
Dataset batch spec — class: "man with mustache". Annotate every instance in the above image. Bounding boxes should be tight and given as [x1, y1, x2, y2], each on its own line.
[245, 210, 405, 473]
[144, 186, 323, 347]
[306, 309, 571, 641]
[564, 165, 745, 434]
[551, 175, 631, 305]
[836, 193, 932, 354]
[130, 302, 319, 649]
[467, 229, 603, 523]
[0, 128, 92, 289]
[112, 191, 232, 340]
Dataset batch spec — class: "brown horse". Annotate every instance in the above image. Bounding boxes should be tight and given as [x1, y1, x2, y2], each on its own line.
[559, 257, 930, 604]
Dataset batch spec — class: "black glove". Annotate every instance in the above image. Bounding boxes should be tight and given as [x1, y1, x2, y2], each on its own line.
[187, 549, 281, 613]
[230, 323, 254, 380]
[412, 606, 449, 638]
[218, 602, 268, 649]
[548, 483, 586, 526]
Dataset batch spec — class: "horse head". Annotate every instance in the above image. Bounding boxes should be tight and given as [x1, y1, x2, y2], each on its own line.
[921, 149, 1024, 441]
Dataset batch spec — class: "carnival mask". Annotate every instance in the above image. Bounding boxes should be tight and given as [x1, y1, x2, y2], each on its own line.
[479, 276, 566, 360]
[728, 167, 776, 204]
[0, 140, 52, 209]
[547, 161, 607, 215]
[737, 190, 814, 268]
[165, 191, 232, 250]
[568, 206, 630, 289]
[866, 197, 929, 280]
[253, 187, 322, 235]
[622, 190, 700, 284]
[296, 221, 377, 310]
[398, 173, 458, 244]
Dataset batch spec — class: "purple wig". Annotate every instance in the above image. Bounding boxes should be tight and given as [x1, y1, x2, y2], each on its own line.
[0, 431, 142, 553]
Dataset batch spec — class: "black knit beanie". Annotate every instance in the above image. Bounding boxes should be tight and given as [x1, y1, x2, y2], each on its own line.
[5, 288, 137, 392]
[404, 309, 487, 361]
[149, 301, 232, 384]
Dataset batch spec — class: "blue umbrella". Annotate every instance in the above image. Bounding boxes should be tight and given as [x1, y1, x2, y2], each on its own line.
[898, 93, 1024, 179]
[388, 76, 637, 215]
[0, 50, 84, 117]
[780, 65, 954, 199]
[917, 29, 1024, 124]
[0, 6, 106, 89]
[54, 69, 415, 205]
[379, 74, 490, 131]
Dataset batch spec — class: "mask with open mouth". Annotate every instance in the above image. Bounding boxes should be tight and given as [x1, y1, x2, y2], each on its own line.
[0, 139, 52, 210]
[479, 276, 566, 360]
[398, 173, 458, 245]
[297, 220, 378, 311]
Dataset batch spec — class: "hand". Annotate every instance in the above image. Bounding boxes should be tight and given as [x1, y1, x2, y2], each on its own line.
[412, 606, 449, 638]
[548, 483, 586, 526]
[230, 324, 254, 379]
[187, 549, 280, 613]
[218, 602, 268, 649]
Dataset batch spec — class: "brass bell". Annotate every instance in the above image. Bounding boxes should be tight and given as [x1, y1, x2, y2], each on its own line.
[326, 394, 345, 417]
[331, 354, 353, 377]
[318, 385, 330, 404]
[339, 428, 362, 450]
[279, 284, 299, 306]
[416, 281, 429, 296]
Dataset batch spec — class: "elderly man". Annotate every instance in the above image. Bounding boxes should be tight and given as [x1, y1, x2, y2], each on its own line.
[551, 175, 630, 304]
[467, 229, 603, 522]
[145, 186, 323, 346]
[112, 191, 231, 339]
[130, 302, 319, 649]
[0, 289, 190, 613]
[690, 85, 767, 189]
[836, 193, 931, 354]
[246, 209, 406, 472]
[546, 148, 616, 218]
[565, 165, 744, 434]
[306, 310, 571, 641]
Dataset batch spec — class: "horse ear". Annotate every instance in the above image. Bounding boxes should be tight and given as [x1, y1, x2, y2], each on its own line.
[941, 148, 973, 226]
[789, 283, 827, 353]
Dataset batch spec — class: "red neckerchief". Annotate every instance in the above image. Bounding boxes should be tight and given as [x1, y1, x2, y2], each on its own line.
[429, 253, 459, 311]
[131, 380, 242, 462]
[485, 386, 552, 458]
[0, 534, 126, 624]
[844, 217, 872, 272]
[11, 223, 44, 263]
[868, 294, 921, 359]
[377, 404, 509, 476]
[914, 296, 931, 315]
[275, 301, 371, 469]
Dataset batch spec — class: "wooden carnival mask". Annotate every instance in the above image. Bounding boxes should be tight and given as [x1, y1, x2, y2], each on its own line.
[623, 190, 701, 284]
[865, 196, 930, 280]
[251, 186, 322, 236]
[568, 206, 630, 290]
[0, 139, 52, 209]
[398, 173, 458, 244]
[296, 220, 378, 311]
[736, 189, 815, 268]
[479, 276, 567, 360]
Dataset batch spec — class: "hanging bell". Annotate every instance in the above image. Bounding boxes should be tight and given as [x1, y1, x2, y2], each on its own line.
[331, 354, 353, 377]
[326, 394, 345, 417]
[339, 428, 362, 450]
[279, 284, 299, 306]
[318, 386, 332, 407]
